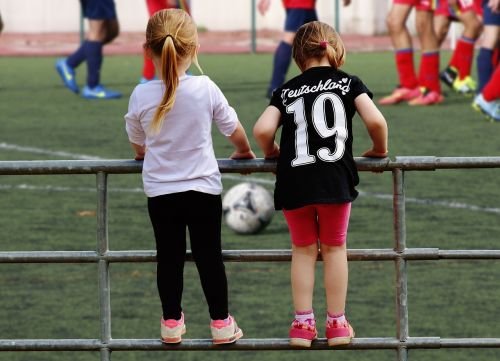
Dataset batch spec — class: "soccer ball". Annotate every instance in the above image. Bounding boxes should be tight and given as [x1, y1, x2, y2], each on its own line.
[222, 182, 275, 235]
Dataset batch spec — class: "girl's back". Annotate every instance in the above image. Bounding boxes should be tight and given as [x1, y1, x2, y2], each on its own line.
[126, 74, 238, 197]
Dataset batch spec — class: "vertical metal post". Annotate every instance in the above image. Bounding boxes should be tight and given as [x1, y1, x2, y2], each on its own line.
[80, 3, 85, 43]
[393, 169, 408, 361]
[251, 0, 257, 53]
[334, 0, 340, 32]
[97, 172, 111, 361]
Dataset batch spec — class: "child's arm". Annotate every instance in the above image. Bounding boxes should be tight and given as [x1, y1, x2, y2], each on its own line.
[130, 142, 146, 161]
[253, 106, 281, 159]
[228, 121, 256, 159]
[354, 94, 388, 158]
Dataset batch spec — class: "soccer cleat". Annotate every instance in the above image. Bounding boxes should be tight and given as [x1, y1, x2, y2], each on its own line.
[210, 315, 243, 345]
[81, 85, 122, 99]
[439, 66, 458, 89]
[452, 76, 477, 96]
[472, 94, 500, 122]
[408, 87, 444, 106]
[326, 318, 355, 346]
[55, 58, 79, 94]
[289, 318, 318, 348]
[378, 86, 421, 105]
[160, 313, 186, 344]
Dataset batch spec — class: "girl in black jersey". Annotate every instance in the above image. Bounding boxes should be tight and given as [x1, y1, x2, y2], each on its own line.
[254, 21, 388, 348]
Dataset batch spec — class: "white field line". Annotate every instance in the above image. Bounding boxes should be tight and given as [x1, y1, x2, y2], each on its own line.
[0, 142, 104, 160]
[2, 142, 500, 214]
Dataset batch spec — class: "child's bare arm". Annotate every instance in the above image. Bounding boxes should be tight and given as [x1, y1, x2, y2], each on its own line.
[253, 106, 281, 159]
[130, 142, 146, 161]
[354, 94, 388, 157]
[228, 121, 256, 159]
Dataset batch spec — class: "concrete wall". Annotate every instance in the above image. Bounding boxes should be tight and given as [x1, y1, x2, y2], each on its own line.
[0, 0, 394, 35]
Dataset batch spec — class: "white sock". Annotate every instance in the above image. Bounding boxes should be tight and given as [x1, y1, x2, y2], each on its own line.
[327, 312, 346, 323]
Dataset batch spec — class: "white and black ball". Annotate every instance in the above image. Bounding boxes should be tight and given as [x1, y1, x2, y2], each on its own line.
[222, 182, 274, 234]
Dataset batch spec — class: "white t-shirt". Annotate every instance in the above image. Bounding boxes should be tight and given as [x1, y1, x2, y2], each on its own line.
[125, 75, 238, 197]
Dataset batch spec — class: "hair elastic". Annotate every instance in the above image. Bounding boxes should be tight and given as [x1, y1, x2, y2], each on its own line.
[320, 41, 328, 49]
[165, 34, 174, 40]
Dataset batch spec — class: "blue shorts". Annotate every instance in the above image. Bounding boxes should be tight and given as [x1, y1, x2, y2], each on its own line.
[81, 0, 117, 20]
[483, 0, 500, 25]
[284, 9, 318, 32]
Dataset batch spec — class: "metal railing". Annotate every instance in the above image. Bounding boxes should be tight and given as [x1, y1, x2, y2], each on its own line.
[1, 156, 500, 361]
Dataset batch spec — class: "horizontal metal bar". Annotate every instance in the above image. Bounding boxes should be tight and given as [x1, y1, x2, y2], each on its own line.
[0, 339, 102, 351]
[2, 157, 500, 175]
[2, 337, 500, 352]
[2, 249, 500, 264]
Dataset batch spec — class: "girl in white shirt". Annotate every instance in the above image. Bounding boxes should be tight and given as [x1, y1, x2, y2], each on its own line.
[125, 8, 254, 345]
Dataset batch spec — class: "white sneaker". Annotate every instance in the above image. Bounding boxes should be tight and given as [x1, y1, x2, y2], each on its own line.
[210, 315, 243, 344]
[472, 94, 500, 122]
[160, 313, 186, 344]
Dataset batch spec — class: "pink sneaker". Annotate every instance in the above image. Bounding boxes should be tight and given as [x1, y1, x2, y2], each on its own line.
[326, 318, 354, 346]
[379, 86, 420, 105]
[408, 88, 444, 106]
[289, 319, 318, 347]
[160, 313, 186, 344]
[210, 315, 243, 345]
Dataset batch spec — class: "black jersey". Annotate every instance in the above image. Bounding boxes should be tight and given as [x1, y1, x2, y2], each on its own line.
[269, 66, 372, 210]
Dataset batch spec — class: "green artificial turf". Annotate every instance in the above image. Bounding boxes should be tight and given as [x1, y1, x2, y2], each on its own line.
[0, 51, 500, 361]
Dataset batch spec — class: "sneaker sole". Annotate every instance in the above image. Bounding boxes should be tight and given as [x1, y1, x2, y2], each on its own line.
[327, 327, 355, 347]
[161, 325, 186, 344]
[212, 329, 243, 345]
[290, 337, 315, 348]
[408, 97, 444, 106]
[472, 103, 498, 123]
[82, 94, 122, 100]
[379, 93, 420, 105]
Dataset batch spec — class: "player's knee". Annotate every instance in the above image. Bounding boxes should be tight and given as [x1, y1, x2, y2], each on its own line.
[386, 14, 404, 35]
[463, 19, 482, 39]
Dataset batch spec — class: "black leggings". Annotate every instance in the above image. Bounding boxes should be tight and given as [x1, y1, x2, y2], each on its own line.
[148, 191, 229, 321]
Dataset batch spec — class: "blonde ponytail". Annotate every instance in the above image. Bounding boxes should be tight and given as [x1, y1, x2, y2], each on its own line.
[143, 9, 201, 134]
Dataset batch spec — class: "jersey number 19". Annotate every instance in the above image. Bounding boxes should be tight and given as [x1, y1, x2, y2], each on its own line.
[286, 92, 348, 167]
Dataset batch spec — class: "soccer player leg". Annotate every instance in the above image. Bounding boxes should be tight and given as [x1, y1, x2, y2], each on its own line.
[411, 7, 444, 105]
[476, 3, 500, 92]
[380, 1, 419, 105]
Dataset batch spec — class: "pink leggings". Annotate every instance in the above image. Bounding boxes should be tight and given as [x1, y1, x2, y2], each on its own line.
[283, 203, 351, 247]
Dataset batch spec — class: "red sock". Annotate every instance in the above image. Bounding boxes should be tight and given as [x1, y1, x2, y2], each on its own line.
[396, 49, 418, 89]
[419, 51, 441, 93]
[142, 52, 156, 80]
[482, 65, 500, 101]
[449, 37, 475, 80]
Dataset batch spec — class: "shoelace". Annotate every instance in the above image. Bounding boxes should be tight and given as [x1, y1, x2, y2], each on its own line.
[327, 319, 349, 329]
[292, 320, 316, 331]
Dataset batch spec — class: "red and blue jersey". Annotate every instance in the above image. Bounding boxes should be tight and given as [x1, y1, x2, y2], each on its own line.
[283, 0, 316, 10]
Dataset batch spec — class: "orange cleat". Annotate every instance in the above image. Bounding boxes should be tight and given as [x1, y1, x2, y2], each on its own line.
[408, 88, 444, 106]
[379, 86, 421, 105]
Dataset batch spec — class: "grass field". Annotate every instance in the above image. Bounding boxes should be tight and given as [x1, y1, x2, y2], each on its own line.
[1, 51, 500, 361]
